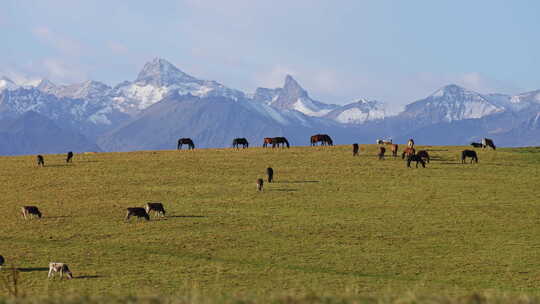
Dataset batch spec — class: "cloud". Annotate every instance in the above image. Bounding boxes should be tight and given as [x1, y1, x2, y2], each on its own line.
[32, 26, 83, 56]
[107, 41, 129, 54]
[41, 58, 87, 82]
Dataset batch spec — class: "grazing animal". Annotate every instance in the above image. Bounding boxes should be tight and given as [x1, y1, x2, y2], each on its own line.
[310, 134, 333, 146]
[352, 143, 359, 156]
[401, 147, 416, 159]
[390, 144, 399, 157]
[0, 255, 4, 269]
[272, 137, 290, 148]
[407, 139, 415, 148]
[262, 137, 273, 148]
[267, 167, 274, 183]
[177, 138, 195, 150]
[256, 178, 264, 191]
[482, 138, 496, 150]
[48, 263, 73, 280]
[125, 207, 150, 221]
[416, 150, 430, 163]
[377, 139, 392, 145]
[36, 155, 45, 167]
[461, 150, 478, 163]
[378, 146, 386, 160]
[21, 206, 42, 219]
[145, 202, 166, 217]
[471, 142, 483, 148]
[66, 151, 73, 163]
[407, 155, 426, 168]
[232, 138, 249, 149]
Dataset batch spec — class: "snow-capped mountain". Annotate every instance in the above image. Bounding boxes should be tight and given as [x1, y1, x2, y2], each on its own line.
[399, 84, 506, 124]
[255, 75, 338, 117]
[324, 98, 386, 124]
[110, 58, 245, 115]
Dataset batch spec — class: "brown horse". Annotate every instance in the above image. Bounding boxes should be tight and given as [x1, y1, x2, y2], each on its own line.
[310, 134, 333, 146]
[401, 147, 415, 159]
[177, 138, 195, 150]
[416, 150, 430, 163]
[390, 144, 398, 157]
[378, 146, 386, 160]
[263, 137, 273, 148]
[352, 143, 359, 156]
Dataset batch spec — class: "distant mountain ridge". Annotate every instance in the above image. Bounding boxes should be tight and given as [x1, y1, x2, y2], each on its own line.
[1, 57, 540, 155]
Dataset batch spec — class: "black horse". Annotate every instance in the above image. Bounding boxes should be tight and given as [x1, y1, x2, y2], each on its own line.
[66, 151, 74, 163]
[177, 138, 195, 150]
[461, 150, 478, 163]
[352, 143, 359, 156]
[232, 138, 249, 149]
[37, 155, 45, 167]
[407, 155, 426, 168]
[272, 137, 290, 148]
[267, 167, 274, 183]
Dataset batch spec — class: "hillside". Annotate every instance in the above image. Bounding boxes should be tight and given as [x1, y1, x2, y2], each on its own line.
[1, 145, 540, 301]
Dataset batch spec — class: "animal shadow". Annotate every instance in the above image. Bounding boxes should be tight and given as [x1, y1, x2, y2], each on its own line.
[276, 181, 319, 184]
[269, 189, 298, 192]
[76, 275, 101, 279]
[18, 267, 48, 272]
[168, 215, 207, 218]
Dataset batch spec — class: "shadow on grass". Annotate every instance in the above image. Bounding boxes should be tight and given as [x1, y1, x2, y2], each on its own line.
[269, 189, 298, 192]
[276, 181, 319, 184]
[168, 215, 207, 218]
[76, 275, 101, 279]
[18, 267, 48, 272]
[43, 164, 70, 168]
[440, 162, 465, 165]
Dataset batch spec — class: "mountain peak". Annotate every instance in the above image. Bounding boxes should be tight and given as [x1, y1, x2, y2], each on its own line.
[430, 84, 470, 98]
[0, 77, 17, 91]
[135, 58, 199, 86]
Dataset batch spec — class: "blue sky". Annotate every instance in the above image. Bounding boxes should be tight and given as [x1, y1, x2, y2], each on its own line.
[1, 0, 539, 112]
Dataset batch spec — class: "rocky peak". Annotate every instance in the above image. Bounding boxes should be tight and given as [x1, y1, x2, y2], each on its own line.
[135, 58, 200, 87]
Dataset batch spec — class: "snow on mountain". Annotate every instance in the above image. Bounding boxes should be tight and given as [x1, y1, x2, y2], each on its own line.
[401, 84, 505, 123]
[111, 58, 245, 114]
[254, 75, 338, 117]
[0, 77, 17, 91]
[324, 98, 386, 124]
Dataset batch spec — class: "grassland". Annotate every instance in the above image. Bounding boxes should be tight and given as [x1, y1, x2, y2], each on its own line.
[1, 145, 540, 302]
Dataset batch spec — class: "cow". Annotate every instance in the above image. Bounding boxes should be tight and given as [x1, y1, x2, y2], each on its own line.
[48, 262, 73, 279]
[470, 142, 483, 148]
[21, 206, 42, 219]
[145, 202, 166, 217]
[125, 207, 150, 221]
[482, 138, 496, 150]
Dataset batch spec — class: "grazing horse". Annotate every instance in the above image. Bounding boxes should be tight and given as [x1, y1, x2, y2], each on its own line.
[401, 147, 416, 159]
[407, 155, 426, 168]
[378, 146, 386, 160]
[256, 178, 264, 191]
[461, 150, 478, 163]
[407, 139, 415, 148]
[272, 137, 290, 148]
[177, 138, 195, 150]
[262, 137, 273, 148]
[36, 155, 45, 167]
[267, 167, 274, 183]
[310, 134, 333, 146]
[390, 144, 399, 157]
[470, 142, 483, 148]
[66, 151, 73, 163]
[482, 138, 496, 150]
[232, 138, 249, 149]
[416, 150, 430, 163]
[352, 143, 359, 156]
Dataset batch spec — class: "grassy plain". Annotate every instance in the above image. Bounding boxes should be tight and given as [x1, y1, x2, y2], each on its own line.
[1, 145, 540, 301]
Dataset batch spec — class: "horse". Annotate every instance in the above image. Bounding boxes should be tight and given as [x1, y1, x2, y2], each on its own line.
[407, 139, 415, 148]
[267, 167, 274, 183]
[406, 155, 426, 168]
[377, 139, 392, 145]
[232, 138, 249, 149]
[272, 137, 290, 148]
[390, 144, 398, 157]
[378, 146, 386, 160]
[177, 138, 195, 150]
[482, 138, 496, 150]
[461, 150, 478, 163]
[310, 134, 333, 146]
[401, 147, 416, 159]
[416, 150, 430, 163]
[470, 142, 483, 148]
[36, 155, 45, 167]
[263, 137, 273, 148]
[352, 143, 359, 156]
[66, 151, 73, 163]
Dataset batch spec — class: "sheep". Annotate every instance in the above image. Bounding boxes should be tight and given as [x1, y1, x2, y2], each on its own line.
[125, 207, 150, 221]
[145, 202, 166, 217]
[48, 262, 73, 279]
[21, 206, 42, 219]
